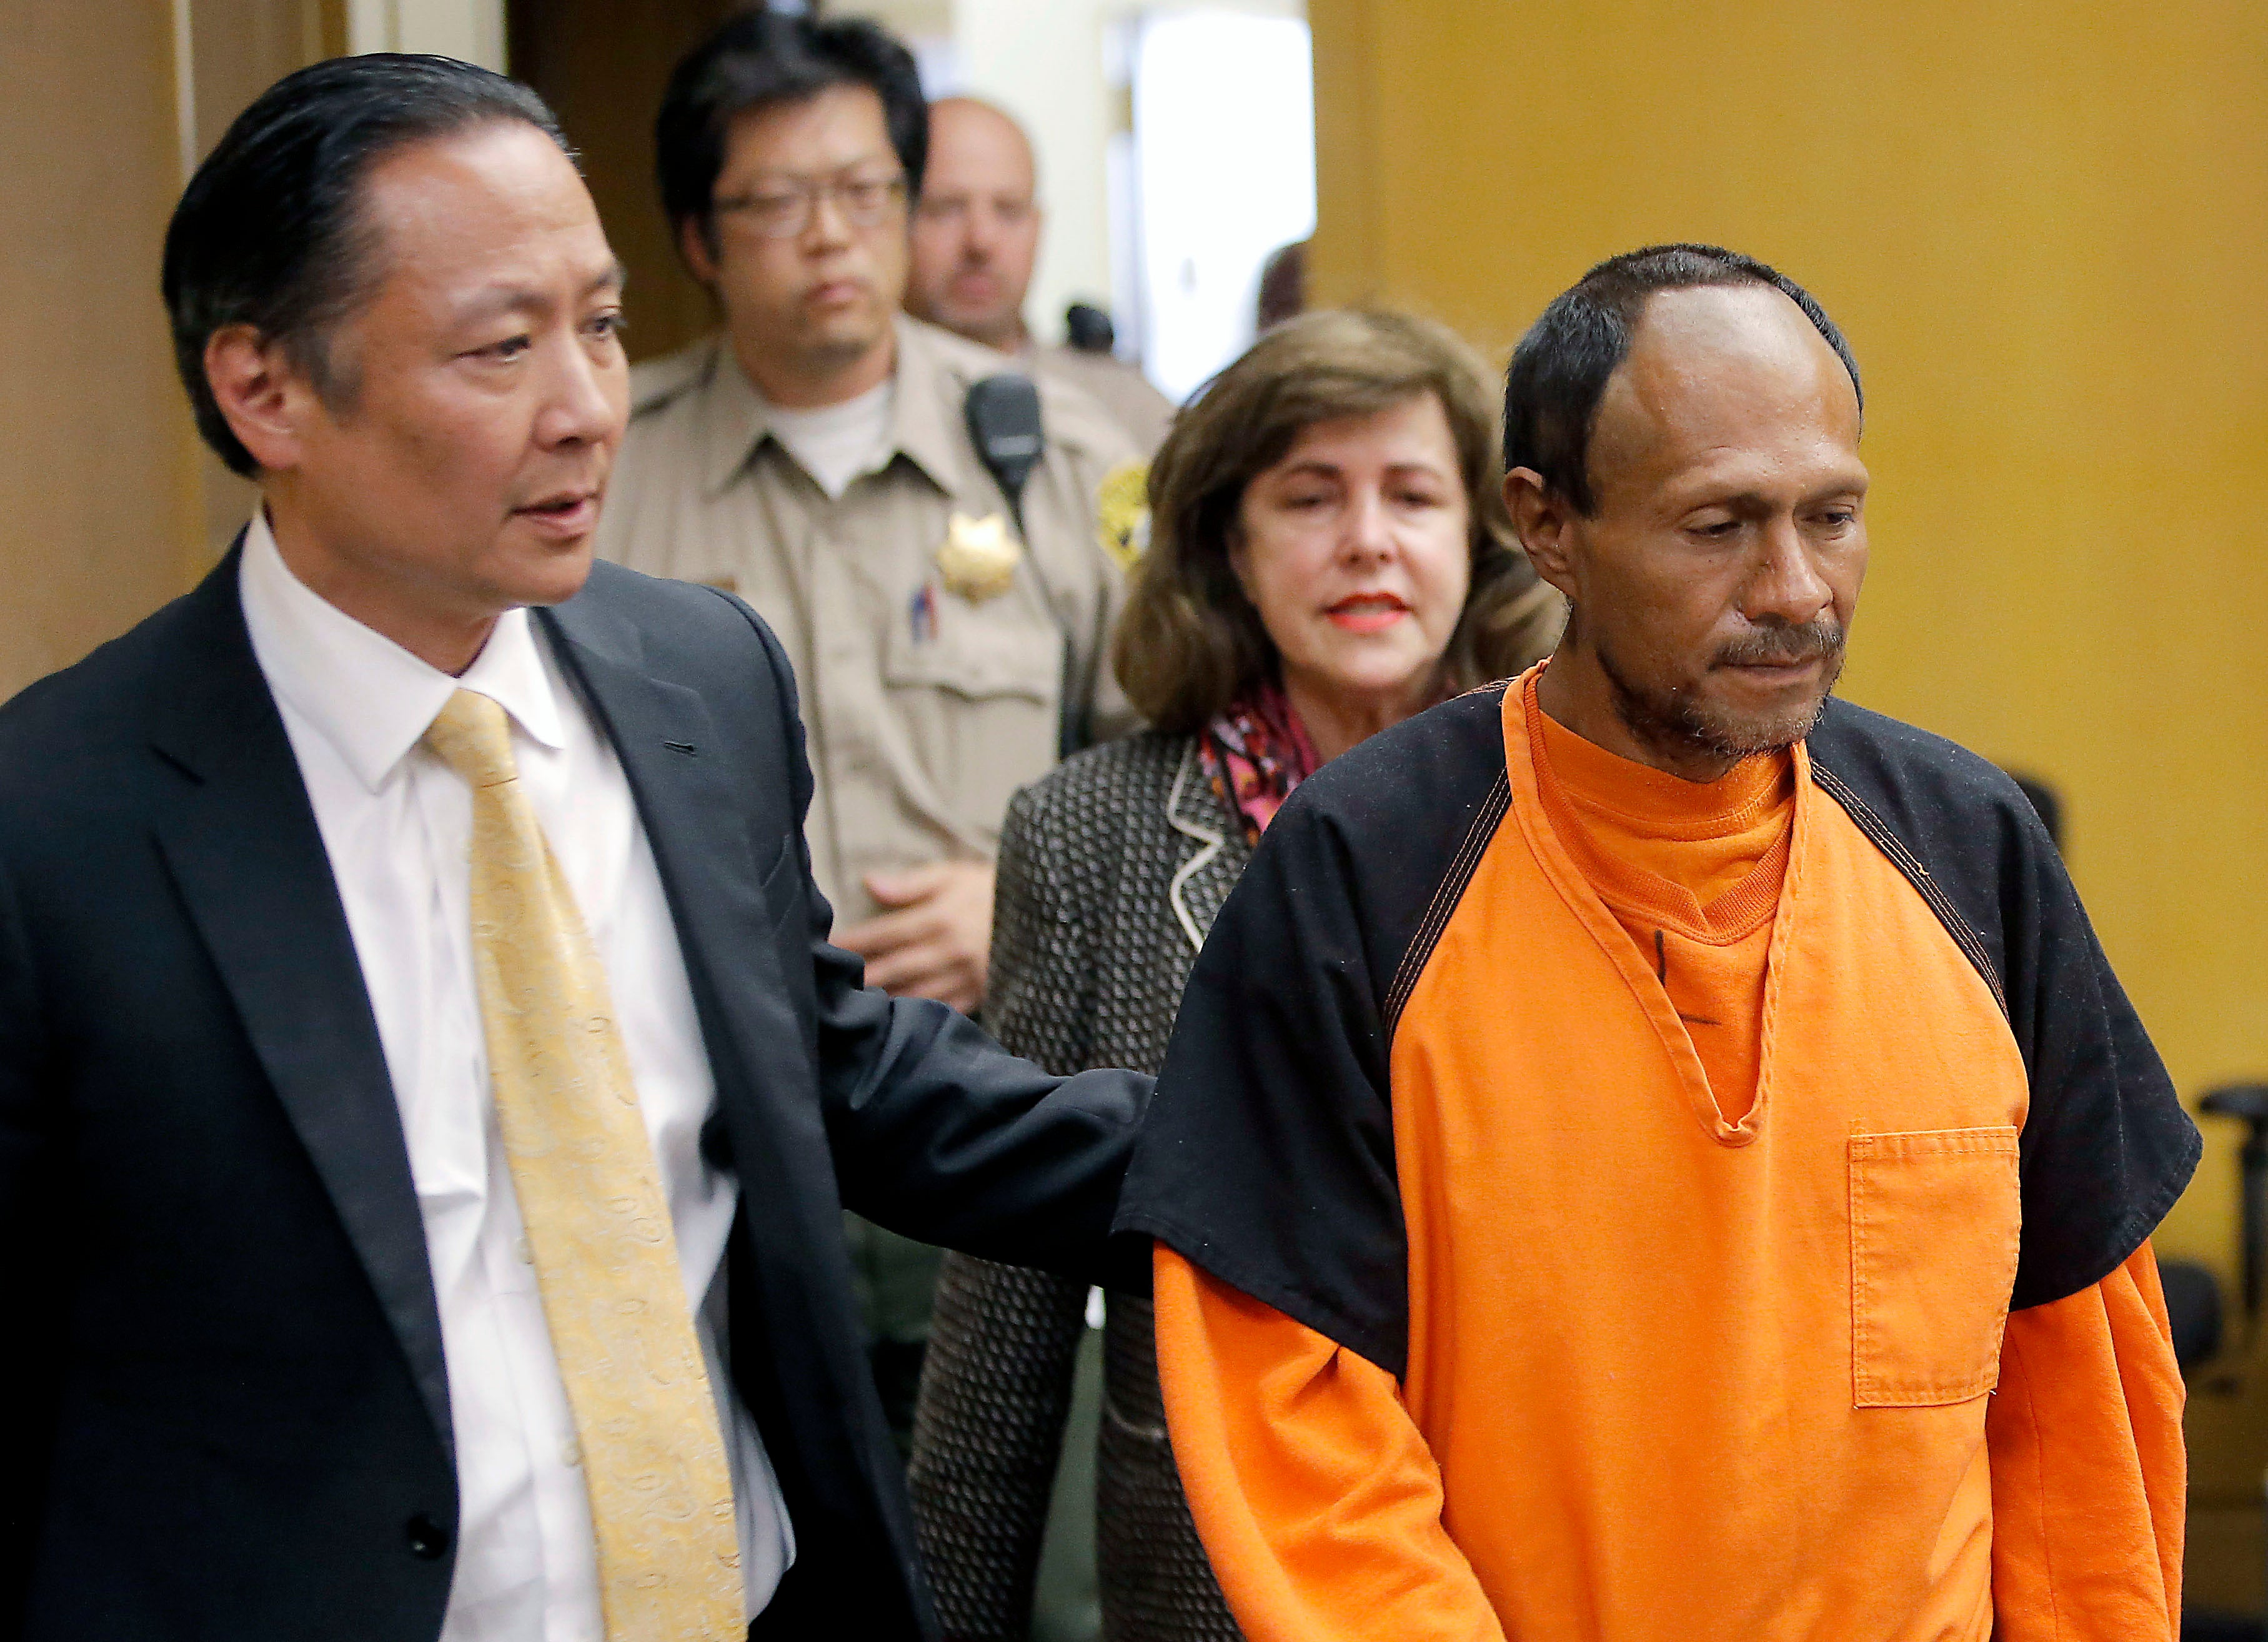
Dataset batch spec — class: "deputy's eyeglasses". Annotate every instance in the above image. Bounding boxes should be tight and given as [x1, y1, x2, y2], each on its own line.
[712, 172, 910, 239]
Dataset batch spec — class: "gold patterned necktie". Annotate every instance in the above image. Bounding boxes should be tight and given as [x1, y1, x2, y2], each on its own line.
[422, 689, 743, 1641]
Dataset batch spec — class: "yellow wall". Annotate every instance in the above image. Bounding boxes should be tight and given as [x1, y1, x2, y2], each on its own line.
[0, 0, 341, 700]
[1306, 0, 2268, 1597]
[0, 1, 199, 699]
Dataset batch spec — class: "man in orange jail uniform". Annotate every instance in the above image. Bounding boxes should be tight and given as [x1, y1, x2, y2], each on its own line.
[1115, 244, 2198, 1642]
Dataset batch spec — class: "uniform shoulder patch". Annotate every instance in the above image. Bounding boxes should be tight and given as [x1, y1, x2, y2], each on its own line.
[1095, 460, 1151, 572]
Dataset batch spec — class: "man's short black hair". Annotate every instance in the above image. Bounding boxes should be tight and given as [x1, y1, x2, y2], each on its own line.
[1503, 244, 1863, 515]
[656, 10, 927, 249]
[162, 54, 569, 479]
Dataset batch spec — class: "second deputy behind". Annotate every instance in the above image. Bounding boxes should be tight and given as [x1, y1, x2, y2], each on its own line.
[906, 310, 1563, 1641]
[906, 94, 1176, 453]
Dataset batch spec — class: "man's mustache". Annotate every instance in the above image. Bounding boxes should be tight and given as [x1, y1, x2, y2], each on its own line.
[1713, 619, 1845, 669]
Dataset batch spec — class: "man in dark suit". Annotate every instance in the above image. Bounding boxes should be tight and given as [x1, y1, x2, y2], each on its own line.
[0, 55, 1143, 1642]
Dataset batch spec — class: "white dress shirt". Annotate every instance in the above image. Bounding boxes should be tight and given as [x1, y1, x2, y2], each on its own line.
[237, 514, 792, 1640]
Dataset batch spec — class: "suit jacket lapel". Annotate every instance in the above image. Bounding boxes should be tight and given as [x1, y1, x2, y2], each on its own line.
[149, 554, 452, 1459]
[534, 600, 807, 1170]
[535, 597, 767, 953]
[1164, 738, 1247, 956]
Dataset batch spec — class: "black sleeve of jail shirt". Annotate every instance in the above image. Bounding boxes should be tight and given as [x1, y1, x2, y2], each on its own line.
[1808, 699, 2201, 1311]
[1112, 684, 1514, 1380]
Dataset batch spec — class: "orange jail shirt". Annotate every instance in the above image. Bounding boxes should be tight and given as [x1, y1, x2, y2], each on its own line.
[1531, 702, 1793, 1127]
[1130, 669, 2191, 1642]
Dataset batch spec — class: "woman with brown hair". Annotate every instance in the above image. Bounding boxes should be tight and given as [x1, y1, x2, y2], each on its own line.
[906, 310, 1561, 1641]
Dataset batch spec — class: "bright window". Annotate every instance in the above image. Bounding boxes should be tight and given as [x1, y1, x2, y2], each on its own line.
[1130, 11, 1316, 402]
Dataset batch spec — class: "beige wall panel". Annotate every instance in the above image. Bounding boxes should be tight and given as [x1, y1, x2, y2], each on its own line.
[182, 0, 343, 569]
[0, 0, 198, 700]
[190, 0, 337, 154]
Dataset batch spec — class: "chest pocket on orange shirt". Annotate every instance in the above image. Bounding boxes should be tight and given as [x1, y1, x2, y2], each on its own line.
[1849, 1127, 2021, 1407]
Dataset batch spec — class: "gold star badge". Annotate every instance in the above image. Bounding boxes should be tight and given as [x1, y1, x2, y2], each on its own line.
[1095, 461, 1151, 573]
[935, 512, 1022, 604]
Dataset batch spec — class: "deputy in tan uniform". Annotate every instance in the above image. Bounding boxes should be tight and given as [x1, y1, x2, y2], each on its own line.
[604, 11, 1142, 1018]
[602, 11, 1144, 1453]
[908, 95, 1176, 453]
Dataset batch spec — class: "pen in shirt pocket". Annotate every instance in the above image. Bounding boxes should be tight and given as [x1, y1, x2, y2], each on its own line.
[908, 582, 938, 644]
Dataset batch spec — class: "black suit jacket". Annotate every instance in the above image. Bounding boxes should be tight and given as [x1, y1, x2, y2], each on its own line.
[0, 552, 1148, 1641]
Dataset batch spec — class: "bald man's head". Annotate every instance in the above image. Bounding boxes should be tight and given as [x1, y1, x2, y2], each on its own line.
[1505, 254, 1869, 780]
[908, 96, 1041, 351]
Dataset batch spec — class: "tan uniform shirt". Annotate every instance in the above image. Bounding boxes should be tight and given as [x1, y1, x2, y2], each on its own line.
[600, 314, 1142, 925]
[1028, 344, 1177, 454]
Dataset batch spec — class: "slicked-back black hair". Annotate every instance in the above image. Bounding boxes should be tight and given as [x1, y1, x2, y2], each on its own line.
[1503, 244, 1862, 515]
[656, 10, 927, 256]
[162, 53, 569, 477]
